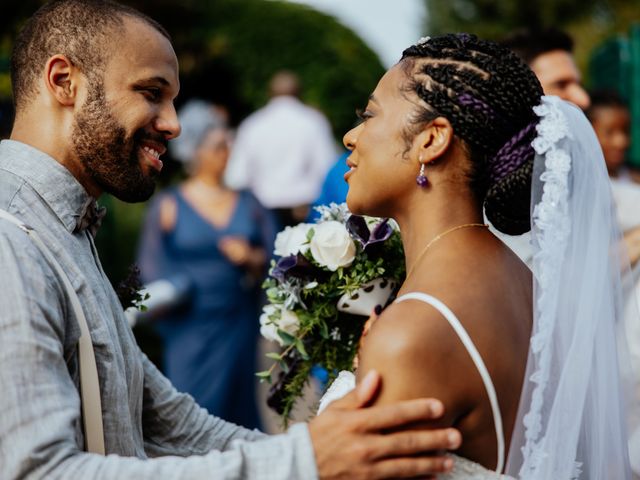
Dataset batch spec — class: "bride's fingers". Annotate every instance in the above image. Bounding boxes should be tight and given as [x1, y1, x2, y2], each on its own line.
[355, 397, 445, 431]
[367, 428, 462, 459]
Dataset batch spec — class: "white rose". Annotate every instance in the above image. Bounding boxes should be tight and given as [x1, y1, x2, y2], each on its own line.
[259, 305, 301, 345]
[274, 224, 312, 257]
[278, 308, 301, 337]
[259, 305, 281, 344]
[309, 221, 356, 271]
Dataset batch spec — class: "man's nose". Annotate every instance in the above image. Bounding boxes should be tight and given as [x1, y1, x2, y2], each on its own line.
[155, 103, 181, 140]
[569, 84, 591, 111]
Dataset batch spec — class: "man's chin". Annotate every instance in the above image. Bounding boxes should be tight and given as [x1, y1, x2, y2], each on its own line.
[105, 177, 157, 203]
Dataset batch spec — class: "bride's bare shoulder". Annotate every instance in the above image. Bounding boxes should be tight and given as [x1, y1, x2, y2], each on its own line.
[356, 299, 483, 421]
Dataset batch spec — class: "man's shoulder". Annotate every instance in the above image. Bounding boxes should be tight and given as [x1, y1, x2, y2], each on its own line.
[0, 216, 49, 269]
[0, 163, 27, 210]
[238, 106, 270, 129]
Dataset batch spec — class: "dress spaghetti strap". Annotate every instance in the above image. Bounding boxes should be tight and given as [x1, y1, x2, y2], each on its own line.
[395, 292, 505, 474]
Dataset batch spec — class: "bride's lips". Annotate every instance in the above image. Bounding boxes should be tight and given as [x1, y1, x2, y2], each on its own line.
[139, 141, 165, 172]
[344, 156, 357, 181]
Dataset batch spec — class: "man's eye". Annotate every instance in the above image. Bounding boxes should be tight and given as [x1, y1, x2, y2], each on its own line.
[142, 88, 162, 102]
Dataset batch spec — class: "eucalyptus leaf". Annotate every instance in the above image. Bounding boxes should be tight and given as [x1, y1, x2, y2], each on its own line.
[255, 371, 272, 383]
[295, 338, 310, 360]
[319, 321, 329, 339]
[277, 330, 296, 346]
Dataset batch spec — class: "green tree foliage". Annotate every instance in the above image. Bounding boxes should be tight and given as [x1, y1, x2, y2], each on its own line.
[425, 0, 601, 38]
[1, 0, 384, 137]
[423, 0, 640, 75]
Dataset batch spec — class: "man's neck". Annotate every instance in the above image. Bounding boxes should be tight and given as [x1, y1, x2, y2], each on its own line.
[11, 116, 99, 199]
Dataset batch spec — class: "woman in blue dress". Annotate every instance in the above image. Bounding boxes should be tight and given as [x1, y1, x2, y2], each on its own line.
[138, 100, 277, 429]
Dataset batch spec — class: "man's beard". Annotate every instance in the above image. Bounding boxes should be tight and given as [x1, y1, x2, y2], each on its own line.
[71, 81, 164, 202]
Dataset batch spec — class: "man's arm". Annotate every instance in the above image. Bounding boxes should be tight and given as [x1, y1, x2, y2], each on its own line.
[224, 124, 252, 191]
[0, 225, 458, 479]
[139, 351, 267, 457]
[309, 115, 338, 196]
[0, 223, 322, 479]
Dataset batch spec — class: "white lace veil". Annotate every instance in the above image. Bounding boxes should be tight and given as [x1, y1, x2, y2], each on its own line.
[505, 96, 634, 479]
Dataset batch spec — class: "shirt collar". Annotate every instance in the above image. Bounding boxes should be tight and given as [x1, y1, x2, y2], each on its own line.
[0, 140, 106, 236]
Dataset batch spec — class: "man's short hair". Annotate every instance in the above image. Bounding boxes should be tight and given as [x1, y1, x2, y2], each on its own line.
[10, 0, 170, 110]
[501, 28, 574, 66]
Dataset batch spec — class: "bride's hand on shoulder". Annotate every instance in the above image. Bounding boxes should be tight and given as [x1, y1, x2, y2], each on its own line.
[309, 369, 461, 480]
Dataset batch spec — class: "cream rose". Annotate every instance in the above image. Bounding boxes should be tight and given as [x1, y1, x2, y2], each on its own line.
[309, 221, 356, 271]
[259, 305, 301, 345]
[278, 309, 301, 337]
[274, 224, 312, 257]
[259, 305, 281, 344]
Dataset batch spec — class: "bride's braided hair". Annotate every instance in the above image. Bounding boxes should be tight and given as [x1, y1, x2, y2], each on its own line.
[401, 33, 543, 234]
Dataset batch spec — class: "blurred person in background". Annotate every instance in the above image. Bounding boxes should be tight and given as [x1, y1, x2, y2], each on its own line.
[225, 70, 336, 227]
[502, 28, 591, 110]
[586, 90, 640, 266]
[587, 91, 640, 476]
[137, 100, 277, 429]
[587, 89, 637, 182]
[307, 151, 350, 221]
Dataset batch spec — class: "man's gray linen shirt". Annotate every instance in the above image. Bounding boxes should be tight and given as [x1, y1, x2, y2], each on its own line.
[0, 140, 317, 479]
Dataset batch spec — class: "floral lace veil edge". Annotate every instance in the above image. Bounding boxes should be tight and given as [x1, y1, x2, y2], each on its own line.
[505, 96, 633, 479]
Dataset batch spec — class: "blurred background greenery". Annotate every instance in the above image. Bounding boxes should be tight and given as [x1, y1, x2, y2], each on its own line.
[425, 0, 637, 74]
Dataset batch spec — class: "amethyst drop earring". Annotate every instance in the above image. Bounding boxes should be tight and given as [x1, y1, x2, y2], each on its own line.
[416, 163, 428, 187]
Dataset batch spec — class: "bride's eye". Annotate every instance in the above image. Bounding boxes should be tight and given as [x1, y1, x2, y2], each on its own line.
[355, 108, 374, 123]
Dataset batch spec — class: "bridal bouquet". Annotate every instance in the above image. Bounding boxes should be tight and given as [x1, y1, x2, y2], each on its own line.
[257, 203, 405, 422]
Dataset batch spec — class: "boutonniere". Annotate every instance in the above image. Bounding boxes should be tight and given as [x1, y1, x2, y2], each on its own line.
[116, 264, 150, 312]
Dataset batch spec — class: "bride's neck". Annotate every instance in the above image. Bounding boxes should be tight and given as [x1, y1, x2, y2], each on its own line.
[396, 186, 483, 271]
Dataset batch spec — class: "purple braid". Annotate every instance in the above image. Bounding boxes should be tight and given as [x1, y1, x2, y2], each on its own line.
[456, 93, 497, 121]
[488, 121, 537, 183]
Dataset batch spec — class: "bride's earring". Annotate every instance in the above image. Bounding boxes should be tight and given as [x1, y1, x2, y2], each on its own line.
[416, 162, 428, 187]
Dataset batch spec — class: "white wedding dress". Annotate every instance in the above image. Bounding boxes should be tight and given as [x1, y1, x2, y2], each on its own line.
[318, 292, 512, 479]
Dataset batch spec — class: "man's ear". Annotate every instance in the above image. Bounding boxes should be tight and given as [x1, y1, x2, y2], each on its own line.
[43, 55, 81, 107]
[412, 116, 454, 165]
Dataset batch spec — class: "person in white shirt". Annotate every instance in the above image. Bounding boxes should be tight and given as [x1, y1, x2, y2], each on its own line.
[225, 71, 336, 226]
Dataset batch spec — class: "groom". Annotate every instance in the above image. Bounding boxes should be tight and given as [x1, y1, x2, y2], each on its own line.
[0, 1, 460, 478]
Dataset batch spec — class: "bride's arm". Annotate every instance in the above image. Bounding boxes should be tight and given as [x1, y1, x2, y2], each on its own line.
[355, 300, 479, 428]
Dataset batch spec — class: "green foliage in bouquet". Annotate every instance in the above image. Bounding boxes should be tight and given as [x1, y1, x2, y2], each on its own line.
[257, 204, 405, 423]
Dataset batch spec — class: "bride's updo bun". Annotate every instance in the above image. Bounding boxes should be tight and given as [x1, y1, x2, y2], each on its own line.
[401, 33, 543, 235]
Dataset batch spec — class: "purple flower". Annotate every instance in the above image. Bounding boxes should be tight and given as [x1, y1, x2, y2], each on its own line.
[272, 254, 316, 282]
[346, 216, 393, 250]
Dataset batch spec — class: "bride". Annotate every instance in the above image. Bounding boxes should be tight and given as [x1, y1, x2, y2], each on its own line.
[322, 34, 633, 478]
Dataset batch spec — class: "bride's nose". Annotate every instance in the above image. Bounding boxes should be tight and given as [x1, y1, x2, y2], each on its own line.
[343, 126, 359, 151]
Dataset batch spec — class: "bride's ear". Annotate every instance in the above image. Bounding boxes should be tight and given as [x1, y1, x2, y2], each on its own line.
[412, 116, 454, 165]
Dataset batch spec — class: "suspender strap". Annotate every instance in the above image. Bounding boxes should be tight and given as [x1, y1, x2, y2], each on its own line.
[0, 209, 105, 455]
